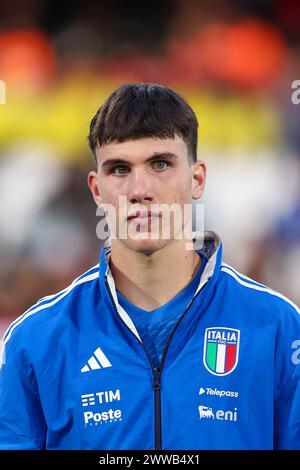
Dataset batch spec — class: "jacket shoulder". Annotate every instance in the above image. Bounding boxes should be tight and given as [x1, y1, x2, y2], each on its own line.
[220, 262, 300, 320]
[1, 264, 100, 361]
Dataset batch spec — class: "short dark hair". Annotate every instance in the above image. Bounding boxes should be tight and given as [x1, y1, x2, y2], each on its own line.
[88, 83, 198, 166]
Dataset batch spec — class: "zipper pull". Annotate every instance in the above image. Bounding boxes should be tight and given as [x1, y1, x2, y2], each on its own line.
[153, 367, 160, 391]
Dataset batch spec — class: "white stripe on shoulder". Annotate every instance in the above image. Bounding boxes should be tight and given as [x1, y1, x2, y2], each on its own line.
[35, 263, 100, 305]
[2, 270, 99, 350]
[221, 262, 268, 288]
[221, 266, 300, 315]
[3, 263, 100, 341]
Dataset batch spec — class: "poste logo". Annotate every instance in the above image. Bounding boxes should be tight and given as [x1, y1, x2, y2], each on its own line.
[203, 327, 240, 376]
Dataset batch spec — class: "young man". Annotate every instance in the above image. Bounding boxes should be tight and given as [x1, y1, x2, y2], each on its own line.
[0, 83, 299, 450]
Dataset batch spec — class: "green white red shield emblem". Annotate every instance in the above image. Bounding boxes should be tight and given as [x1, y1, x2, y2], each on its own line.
[203, 327, 240, 376]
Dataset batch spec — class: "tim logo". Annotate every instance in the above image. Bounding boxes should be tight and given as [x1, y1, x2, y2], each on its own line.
[203, 327, 240, 376]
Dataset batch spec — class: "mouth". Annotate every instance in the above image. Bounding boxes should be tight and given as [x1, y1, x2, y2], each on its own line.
[127, 211, 161, 230]
[127, 210, 161, 222]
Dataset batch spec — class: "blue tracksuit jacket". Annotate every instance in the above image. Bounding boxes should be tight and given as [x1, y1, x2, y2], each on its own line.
[0, 231, 300, 450]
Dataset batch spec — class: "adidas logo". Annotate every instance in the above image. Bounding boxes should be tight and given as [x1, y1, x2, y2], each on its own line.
[81, 347, 112, 373]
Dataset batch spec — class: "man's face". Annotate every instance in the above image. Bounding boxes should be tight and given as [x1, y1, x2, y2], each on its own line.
[88, 135, 206, 255]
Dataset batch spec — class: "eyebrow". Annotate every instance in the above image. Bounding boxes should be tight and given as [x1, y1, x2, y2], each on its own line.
[101, 152, 178, 171]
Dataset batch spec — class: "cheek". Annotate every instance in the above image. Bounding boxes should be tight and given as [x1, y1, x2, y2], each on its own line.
[98, 182, 124, 222]
[167, 175, 192, 202]
[97, 180, 116, 205]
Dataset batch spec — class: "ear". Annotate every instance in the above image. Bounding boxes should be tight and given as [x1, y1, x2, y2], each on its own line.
[87, 170, 103, 207]
[192, 160, 206, 200]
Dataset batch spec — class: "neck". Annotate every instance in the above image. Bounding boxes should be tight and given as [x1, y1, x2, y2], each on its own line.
[109, 237, 201, 311]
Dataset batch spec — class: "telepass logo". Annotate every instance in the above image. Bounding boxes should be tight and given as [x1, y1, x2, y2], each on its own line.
[203, 327, 240, 376]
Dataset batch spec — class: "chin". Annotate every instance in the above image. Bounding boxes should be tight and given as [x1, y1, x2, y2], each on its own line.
[123, 235, 169, 256]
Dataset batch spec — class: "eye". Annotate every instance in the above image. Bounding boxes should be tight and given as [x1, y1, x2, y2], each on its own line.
[152, 160, 170, 170]
[111, 165, 129, 175]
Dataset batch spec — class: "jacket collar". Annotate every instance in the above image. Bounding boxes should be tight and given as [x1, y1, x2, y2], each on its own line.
[98, 231, 223, 340]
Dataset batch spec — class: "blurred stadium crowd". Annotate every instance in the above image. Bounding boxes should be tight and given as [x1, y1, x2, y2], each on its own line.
[0, 0, 299, 333]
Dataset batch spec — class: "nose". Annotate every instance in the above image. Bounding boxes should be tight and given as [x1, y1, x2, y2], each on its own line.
[127, 168, 154, 204]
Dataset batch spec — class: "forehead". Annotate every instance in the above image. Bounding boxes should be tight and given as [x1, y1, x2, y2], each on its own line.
[95, 135, 188, 164]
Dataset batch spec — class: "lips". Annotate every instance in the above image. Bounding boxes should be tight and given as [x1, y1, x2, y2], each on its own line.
[127, 210, 160, 221]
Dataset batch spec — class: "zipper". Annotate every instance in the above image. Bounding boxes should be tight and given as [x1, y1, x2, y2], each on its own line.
[153, 366, 161, 449]
[152, 282, 208, 449]
[105, 277, 208, 450]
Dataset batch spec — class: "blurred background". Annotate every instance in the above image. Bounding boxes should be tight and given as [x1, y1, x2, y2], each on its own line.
[0, 0, 299, 334]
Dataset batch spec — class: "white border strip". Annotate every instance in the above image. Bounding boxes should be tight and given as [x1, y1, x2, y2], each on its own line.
[2, 271, 100, 354]
[221, 267, 300, 315]
[221, 262, 268, 289]
[3, 264, 100, 341]
[30, 263, 100, 306]
[106, 270, 141, 341]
